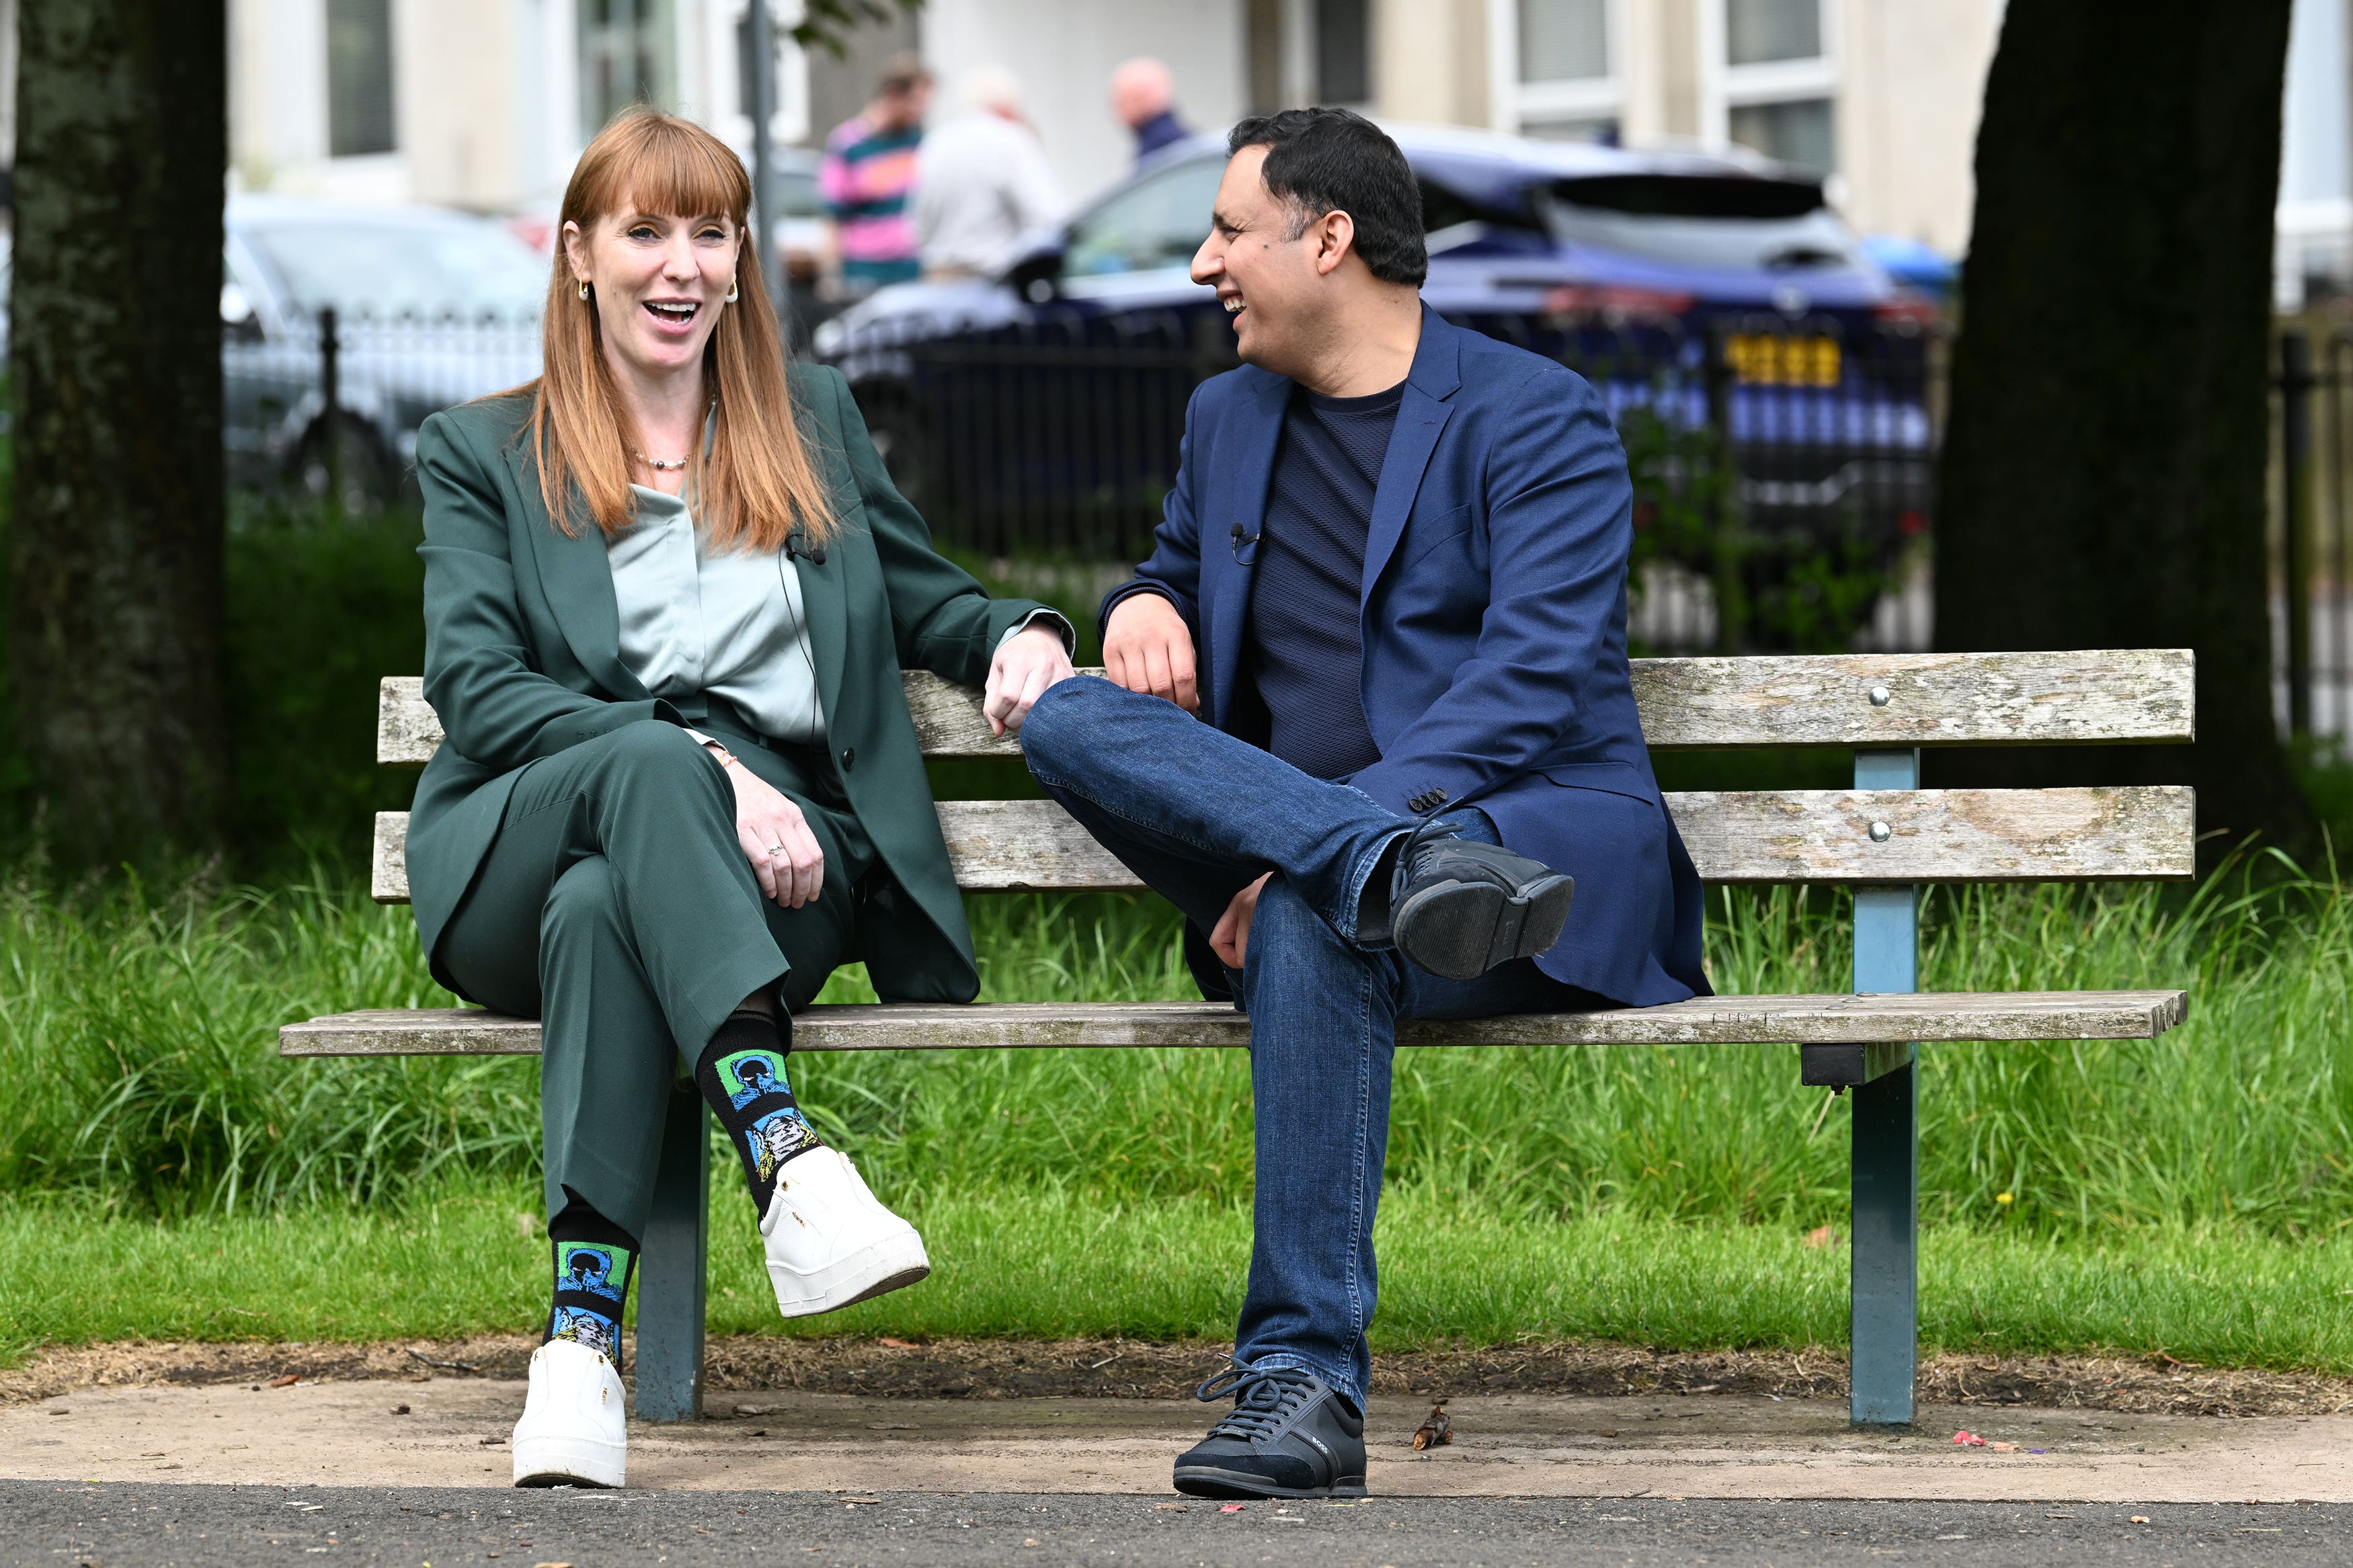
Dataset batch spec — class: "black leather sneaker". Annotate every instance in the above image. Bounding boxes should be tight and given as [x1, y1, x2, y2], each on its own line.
[1369, 818, 1574, 981]
[1172, 1362, 1368, 1499]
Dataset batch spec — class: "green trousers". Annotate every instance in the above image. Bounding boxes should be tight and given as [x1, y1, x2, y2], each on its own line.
[436, 718, 873, 1237]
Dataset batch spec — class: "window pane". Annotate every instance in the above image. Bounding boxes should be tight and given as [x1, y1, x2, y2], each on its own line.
[1522, 116, 1620, 145]
[1316, 0, 1370, 104]
[1520, 0, 1609, 84]
[1726, 0, 1821, 65]
[327, 0, 395, 157]
[580, 0, 679, 140]
[1727, 97, 1834, 177]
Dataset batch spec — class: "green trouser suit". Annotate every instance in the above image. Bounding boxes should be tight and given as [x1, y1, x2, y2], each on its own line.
[409, 367, 1051, 1237]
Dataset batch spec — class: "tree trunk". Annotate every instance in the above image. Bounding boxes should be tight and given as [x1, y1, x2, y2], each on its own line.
[1932, 0, 2307, 854]
[8, 0, 229, 863]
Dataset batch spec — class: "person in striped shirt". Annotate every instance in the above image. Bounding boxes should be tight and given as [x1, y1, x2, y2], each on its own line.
[820, 55, 931, 298]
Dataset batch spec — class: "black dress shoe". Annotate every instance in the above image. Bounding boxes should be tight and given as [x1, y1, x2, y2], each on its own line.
[1172, 1362, 1367, 1499]
[1375, 817, 1574, 981]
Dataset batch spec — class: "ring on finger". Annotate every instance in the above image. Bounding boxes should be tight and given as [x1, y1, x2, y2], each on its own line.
[766, 843, 787, 856]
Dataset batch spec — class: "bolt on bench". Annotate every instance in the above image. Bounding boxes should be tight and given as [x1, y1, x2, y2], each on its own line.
[284, 649, 2194, 1430]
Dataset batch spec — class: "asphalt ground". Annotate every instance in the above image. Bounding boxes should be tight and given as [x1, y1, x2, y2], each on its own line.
[2, 1485, 2344, 1568]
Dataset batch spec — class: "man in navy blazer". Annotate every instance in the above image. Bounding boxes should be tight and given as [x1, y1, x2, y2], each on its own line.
[1016, 109, 1707, 1500]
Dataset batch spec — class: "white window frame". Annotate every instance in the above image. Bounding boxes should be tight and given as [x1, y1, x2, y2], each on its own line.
[1697, 0, 1839, 159]
[694, 0, 811, 155]
[1486, 0, 1628, 139]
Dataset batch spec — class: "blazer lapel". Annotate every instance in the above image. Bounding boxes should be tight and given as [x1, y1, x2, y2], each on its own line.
[1360, 308, 1464, 608]
[504, 441, 652, 702]
[793, 547, 847, 735]
[1205, 370, 1290, 729]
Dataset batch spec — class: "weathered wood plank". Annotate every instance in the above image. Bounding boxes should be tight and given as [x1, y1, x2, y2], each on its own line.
[1667, 786, 2195, 884]
[279, 989, 2190, 1058]
[1626, 649, 2194, 750]
[374, 650, 2196, 766]
[367, 785, 2194, 903]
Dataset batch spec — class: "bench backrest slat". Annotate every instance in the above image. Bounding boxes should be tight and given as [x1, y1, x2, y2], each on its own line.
[366, 785, 2194, 903]
[376, 649, 2196, 768]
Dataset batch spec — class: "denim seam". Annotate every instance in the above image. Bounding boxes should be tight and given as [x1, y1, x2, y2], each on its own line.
[1339, 953, 1375, 1396]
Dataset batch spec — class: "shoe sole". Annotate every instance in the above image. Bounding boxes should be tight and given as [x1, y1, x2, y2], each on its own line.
[770, 1228, 931, 1318]
[512, 1434, 625, 1489]
[1172, 1464, 1369, 1500]
[1392, 872, 1574, 981]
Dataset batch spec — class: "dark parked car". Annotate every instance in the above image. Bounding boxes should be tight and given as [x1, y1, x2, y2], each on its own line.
[815, 124, 1940, 644]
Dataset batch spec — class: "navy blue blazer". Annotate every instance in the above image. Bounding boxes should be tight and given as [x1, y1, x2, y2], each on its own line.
[1103, 308, 1709, 1006]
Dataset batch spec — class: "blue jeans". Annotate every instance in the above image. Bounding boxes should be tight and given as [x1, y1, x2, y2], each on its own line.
[1019, 677, 1593, 1404]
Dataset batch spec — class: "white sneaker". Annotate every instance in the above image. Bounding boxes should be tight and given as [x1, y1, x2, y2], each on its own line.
[511, 1338, 627, 1488]
[762, 1147, 930, 1317]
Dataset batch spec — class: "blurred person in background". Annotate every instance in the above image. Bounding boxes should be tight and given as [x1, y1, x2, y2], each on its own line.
[912, 66, 1063, 279]
[819, 54, 932, 298]
[1111, 56, 1190, 166]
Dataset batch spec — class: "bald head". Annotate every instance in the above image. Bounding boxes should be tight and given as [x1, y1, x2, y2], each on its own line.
[1111, 57, 1175, 128]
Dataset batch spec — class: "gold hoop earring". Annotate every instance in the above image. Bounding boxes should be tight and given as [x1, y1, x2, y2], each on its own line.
[577, 279, 591, 302]
[725, 276, 740, 304]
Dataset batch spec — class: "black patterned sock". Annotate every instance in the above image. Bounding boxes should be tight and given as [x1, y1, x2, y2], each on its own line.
[545, 1189, 638, 1369]
[694, 1007, 825, 1218]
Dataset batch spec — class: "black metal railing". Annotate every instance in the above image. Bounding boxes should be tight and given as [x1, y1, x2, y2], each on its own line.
[823, 305, 1944, 653]
[223, 305, 541, 503]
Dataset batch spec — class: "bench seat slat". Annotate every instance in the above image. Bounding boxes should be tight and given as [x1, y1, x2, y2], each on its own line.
[368, 785, 2194, 903]
[375, 651, 2195, 767]
[280, 989, 2189, 1057]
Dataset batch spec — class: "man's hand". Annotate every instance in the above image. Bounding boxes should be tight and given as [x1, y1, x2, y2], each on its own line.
[1103, 591, 1199, 712]
[1209, 872, 1273, 971]
[983, 622, 1077, 737]
[718, 752, 826, 908]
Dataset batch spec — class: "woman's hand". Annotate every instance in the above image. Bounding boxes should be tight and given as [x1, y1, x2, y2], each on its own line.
[984, 622, 1076, 737]
[716, 749, 826, 907]
[1103, 591, 1198, 712]
[1209, 872, 1273, 971]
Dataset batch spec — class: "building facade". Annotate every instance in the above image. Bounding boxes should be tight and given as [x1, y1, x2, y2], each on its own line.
[210, 0, 2352, 290]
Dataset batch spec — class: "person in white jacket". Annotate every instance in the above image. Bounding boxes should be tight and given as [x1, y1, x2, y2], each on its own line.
[913, 66, 1064, 278]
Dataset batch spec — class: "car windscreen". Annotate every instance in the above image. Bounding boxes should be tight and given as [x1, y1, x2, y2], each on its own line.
[773, 166, 825, 219]
[1535, 174, 1861, 272]
[1062, 155, 1225, 278]
[244, 215, 550, 321]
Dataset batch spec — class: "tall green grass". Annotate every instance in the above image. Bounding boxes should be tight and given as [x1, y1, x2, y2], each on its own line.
[4, 852, 2350, 1243]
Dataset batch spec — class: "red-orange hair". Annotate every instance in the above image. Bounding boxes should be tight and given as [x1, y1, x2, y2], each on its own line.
[529, 107, 838, 550]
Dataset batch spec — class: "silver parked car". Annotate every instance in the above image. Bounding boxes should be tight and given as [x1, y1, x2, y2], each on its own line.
[1, 194, 551, 502]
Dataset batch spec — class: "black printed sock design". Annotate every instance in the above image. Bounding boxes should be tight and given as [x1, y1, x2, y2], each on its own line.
[694, 1007, 825, 1218]
[545, 1190, 639, 1369]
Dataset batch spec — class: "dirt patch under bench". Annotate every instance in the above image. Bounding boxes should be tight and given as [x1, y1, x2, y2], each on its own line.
[7, 1334, 2350, 1419]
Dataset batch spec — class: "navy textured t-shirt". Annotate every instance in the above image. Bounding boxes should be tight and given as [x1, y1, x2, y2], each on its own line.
[1242, 380, 1404, 779]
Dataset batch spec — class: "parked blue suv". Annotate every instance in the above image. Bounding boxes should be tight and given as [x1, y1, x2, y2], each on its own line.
[815, 123, 1938, 616]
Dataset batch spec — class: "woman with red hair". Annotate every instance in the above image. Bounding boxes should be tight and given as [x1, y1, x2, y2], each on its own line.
[407, 108, 1072, 1488]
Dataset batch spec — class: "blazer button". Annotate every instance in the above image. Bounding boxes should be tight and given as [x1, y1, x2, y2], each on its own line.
[840, 747, 856, 772]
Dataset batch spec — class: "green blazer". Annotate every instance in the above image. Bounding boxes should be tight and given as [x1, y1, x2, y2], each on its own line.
[409, 362, 1050, 1004]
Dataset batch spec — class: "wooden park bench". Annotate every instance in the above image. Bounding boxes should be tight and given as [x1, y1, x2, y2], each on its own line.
[283, 649, 2194, 1431]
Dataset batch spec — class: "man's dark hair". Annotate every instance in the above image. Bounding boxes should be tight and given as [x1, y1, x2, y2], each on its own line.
[1227, 108, 1427, 287]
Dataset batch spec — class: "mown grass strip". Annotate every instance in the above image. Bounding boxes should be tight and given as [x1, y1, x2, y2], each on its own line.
[8, 1180, 2352, 1374]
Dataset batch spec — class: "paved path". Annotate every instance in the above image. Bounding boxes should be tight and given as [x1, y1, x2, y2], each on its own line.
[6, 1378, 2350, 1502]
[3, 1484, 2344, 1567]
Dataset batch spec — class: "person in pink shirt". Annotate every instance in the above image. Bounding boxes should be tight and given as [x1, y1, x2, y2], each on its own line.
[820, 55, 931, 297]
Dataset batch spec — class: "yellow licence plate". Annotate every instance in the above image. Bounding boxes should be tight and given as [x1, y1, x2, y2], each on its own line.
[1726, 333, 1841, 387]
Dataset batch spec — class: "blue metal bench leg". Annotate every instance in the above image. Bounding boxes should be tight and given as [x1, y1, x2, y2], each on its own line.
[1849, 747, 1921, 1430]
[1849, 1049, 1917, 1427]
[633, 1079, 708, 1423]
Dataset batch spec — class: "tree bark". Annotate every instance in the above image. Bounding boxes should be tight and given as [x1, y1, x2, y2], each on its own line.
[1931, 0, 2308, 854]
[8, 0, 229, 862]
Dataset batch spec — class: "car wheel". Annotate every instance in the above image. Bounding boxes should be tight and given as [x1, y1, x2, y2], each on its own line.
[294, 413, 396, 511]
